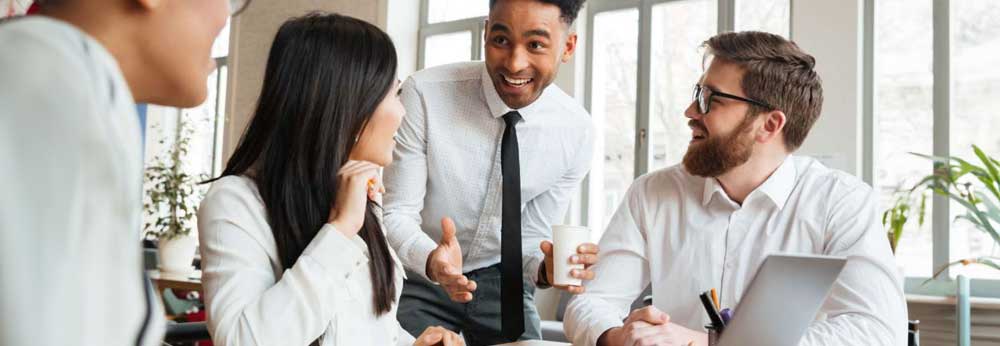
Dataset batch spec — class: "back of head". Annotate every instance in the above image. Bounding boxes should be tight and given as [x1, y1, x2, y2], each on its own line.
[704, 31, 823, 151]
[230, 11, 398, 185]
[217, 12, 399, 316]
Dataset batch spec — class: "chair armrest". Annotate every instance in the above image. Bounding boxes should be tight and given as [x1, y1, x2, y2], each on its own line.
[541, 320, 568, 342]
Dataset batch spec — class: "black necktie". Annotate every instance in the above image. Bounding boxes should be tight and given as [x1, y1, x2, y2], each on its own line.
[500, 111, 525, 341]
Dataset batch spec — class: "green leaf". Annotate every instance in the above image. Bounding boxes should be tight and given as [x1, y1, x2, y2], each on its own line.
[918, 192, 928, 226]
[975, 191, 1000, 225]
[979, 257, 1000, 271]
[955, 213, 983, 229]
[909, 152, 953, 164]
[973, 145, 1000, 184]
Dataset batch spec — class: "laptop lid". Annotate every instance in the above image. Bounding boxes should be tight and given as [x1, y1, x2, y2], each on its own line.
[717, 253, 847, 346]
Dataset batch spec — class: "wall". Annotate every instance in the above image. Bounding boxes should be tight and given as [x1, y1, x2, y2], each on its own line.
[383, 0, 420, 79]
[790, 0, 865, 176]
[222, 0, 382, 163]
[908, 300, 1000, 346]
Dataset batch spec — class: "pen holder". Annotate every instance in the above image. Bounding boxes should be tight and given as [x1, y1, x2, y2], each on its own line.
[705, 325, 720, 346]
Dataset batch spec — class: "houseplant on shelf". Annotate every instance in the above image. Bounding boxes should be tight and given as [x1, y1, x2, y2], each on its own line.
[911, 145, 1000, 278]
[144, 118, 205, 275]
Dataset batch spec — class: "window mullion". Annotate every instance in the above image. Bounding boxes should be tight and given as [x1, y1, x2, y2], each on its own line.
[931, 0, 951, 280]
[718, 0, 735, 33]
[862, 0, 875, 186]
[635, 1, 653, 177]
[472, 22, 483, 61]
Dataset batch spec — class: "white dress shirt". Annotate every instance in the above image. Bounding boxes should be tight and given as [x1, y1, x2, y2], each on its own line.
[384, 61, 594, 284]
[564, 156, 908, 346]
[0, 16, 163, 346]
[198, 176, 415, 346]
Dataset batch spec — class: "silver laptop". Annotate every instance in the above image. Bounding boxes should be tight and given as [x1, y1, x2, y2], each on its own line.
[717, 254, 847, 346]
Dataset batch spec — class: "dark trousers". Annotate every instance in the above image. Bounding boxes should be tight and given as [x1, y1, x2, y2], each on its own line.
[397, 264, 542, 346]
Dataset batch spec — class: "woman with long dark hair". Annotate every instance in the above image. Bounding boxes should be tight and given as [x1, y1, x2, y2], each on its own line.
[197, 13, 462, 346]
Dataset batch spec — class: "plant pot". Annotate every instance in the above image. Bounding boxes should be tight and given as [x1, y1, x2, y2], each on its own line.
[158, 234, 197, 275]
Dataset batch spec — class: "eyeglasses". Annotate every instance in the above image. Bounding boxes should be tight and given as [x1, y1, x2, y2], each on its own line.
[230, 0, 251, 16]
[692, 84, 774, 115]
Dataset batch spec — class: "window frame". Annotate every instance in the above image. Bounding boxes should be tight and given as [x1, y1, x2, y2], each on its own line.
[579, 0, 749, 228]
[415, 0, 1000, 297]
[865, 0, 1000, 297]
[417, 1, 485, 69]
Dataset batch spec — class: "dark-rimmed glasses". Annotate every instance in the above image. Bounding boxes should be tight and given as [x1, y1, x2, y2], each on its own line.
[692, 84, 774, 115]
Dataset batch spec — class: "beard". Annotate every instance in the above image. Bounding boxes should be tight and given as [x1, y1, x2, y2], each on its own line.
[682, 117, 756, 177]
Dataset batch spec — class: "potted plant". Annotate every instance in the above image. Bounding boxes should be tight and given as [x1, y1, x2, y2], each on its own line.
[144, 118, 205, 275]
[882, 187, 928, 254]
[908, 145, 1000, 277]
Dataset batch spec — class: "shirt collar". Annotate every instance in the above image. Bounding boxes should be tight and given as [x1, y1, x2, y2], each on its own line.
[480, 63, 547, 122]
[701, 156, 798, 210]
[754, 156, 797, 210]
[702, 176, 727, 207]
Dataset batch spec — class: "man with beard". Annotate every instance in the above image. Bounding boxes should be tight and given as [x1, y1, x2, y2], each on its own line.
[562, 31, 907, 346]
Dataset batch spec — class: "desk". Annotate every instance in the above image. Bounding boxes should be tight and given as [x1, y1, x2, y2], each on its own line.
[493, 341, 570, 346]
[148, 269, 202, 292]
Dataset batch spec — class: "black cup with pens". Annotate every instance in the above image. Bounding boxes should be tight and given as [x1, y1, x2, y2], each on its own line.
[700, 288, 730, 346]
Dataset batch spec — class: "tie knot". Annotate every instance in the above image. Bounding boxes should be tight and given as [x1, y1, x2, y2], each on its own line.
[503, 111, 521, 126]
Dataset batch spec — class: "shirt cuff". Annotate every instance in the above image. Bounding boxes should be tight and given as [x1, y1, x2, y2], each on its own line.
[396, 323, 416, 346]
[587, 316, 625, 346]
[399, 233, 438, 281]
[301, 224, 367, 283]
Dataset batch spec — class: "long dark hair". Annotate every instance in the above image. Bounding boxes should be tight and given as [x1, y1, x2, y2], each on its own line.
[209, 12, 398, 315]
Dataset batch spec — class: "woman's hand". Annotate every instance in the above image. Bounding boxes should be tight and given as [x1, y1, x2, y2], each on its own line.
[328, 160, 383, 237]
[413, 326, 464, 346]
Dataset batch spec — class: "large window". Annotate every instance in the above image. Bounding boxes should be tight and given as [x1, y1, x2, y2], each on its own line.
[874, 0, 1000, 281]
[427, 0, 489, 24]
[142, 21, 231, 235]
[873, 0, 934, 279]
[649, 0, 718, 170]
[413, 0, 1000, 293]
[735, 0, 790, 36]
[424, 31, 474, 68]
[418, 0, 488, 69]
[587, 8, 639, 232]
[948, 0, 1000, 280]
[583, 0, 789, 238]
[414, 0, 793, 238]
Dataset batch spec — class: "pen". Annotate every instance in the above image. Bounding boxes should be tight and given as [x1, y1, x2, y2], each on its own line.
[710, 288, 720, 310]
[699, 291, 726, 331]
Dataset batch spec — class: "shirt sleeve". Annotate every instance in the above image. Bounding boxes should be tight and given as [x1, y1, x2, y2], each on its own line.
[563, 179, 652, 346]
[0, 25, 161, 346]
[397, 323, 417, 346]
[521, 122, 594, 286]
[799, 186, 909, 346]
[198, 183, 367, 346]
[383, 76, 439, 281]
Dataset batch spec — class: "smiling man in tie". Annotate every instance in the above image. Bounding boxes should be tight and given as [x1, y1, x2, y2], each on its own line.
[382, 0, 598, 345]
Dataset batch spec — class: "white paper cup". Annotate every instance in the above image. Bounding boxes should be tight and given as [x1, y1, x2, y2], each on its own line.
[552, 225, 590, 286]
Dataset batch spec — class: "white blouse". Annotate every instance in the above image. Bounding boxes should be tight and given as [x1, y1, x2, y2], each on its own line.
[198, 175, 414, 346]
